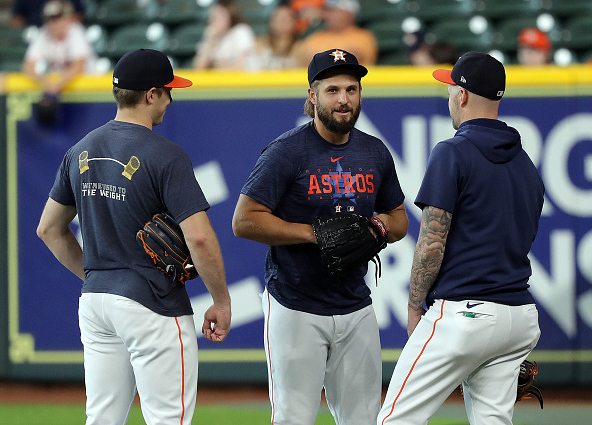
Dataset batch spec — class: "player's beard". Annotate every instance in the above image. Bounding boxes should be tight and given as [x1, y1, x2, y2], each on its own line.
[316, 101, 361, 134]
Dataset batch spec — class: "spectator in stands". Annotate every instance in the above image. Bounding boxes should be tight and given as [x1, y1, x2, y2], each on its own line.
[403, 31, 433, 66]
[295, 0, 378, 66]
[428, 41, 459, 65]
[193, 0, 256, 70]
[285, 0, 325, 37]
[11, 0, 85, 27]
[517, 27, 552, 66]
[403, 31, 459, 66]
[22, 0, 95, 125]
[248, 4, 300, 70]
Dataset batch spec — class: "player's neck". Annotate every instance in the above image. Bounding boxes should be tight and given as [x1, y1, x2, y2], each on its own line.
[114, 109, 153, 130]
[313, 119, 349, 145]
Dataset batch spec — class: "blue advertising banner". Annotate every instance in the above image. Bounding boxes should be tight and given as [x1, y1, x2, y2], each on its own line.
[7, 90, 592, 366]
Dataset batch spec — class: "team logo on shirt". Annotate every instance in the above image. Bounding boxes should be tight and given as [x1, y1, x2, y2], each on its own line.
[306, 156, 375, 212]
[78, 151, 141, 180]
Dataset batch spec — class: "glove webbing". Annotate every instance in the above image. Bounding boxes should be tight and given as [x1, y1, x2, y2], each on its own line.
[137, 231, 163, 266]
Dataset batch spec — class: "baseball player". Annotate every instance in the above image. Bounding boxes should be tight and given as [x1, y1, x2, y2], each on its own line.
[37, 49, 231, 425]
[378, 52, 544, 425]
[232, 48, 408, 425]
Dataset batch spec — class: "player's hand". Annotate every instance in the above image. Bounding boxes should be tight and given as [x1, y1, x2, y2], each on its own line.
[202, 303, 231, 343]
[407, 305, 425, 337]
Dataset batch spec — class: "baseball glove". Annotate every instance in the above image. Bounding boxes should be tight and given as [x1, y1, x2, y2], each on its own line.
[137, 213, 198, 283]
[516, 359, 543, 409]
[312, 214, 388, 276]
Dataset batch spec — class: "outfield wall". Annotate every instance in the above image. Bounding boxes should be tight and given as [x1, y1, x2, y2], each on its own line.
[1, 66, 591, 384]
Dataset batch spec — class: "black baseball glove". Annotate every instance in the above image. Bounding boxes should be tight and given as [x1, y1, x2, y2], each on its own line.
[516, 359, 543, 409]
[137, 213, 198, 283]
[312, 214, 388, 276]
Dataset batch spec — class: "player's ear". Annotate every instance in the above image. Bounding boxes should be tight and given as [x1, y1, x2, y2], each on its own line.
[308, 87, 316, 105]
[459, 88, 469, 107]
[146, 88, 156, 104]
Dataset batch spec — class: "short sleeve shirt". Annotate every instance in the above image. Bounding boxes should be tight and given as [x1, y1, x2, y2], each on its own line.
[49, 120, 210, 316]
[25, 22, 94, 72]
[241, 121, 405, 315]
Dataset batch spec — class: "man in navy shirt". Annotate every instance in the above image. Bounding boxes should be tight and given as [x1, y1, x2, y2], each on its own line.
[378, 52, 544, 424]
[37, 49, 231, 425]
[233, 48, 408, 425]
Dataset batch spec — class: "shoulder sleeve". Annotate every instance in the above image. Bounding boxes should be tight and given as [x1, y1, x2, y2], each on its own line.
[24, 31, 47, 61]
[161, 148, 210, 223]
[414, 141, 462, 213]
[233, 24, 256, 51]
[68, 24, 92, 59]
[48, 149, 76, 206]
[240, 140, 296, 211]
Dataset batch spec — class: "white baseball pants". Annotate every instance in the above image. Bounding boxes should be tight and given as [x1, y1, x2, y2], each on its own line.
[378, 299, 540, 425]
[79, 293, 198, 425]
[262, 289, 382, 425]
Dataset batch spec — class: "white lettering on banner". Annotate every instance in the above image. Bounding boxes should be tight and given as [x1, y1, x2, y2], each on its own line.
[369, 236, 415, 328]
[500, 117, 554, 216]
[355, 113, 427, 222]
[190, 277, 264, 335]
[355, 112, 590, 338]
[193, 160, 229, 206]
[543, 113, 592, 216]
[577, 230, 592, 328]
[529, 230, 576, 337]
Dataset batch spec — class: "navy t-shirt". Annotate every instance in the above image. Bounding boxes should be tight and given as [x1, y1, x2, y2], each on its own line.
[415, 119, 544, 306]
[241, 121, 405, 315]
[49, 120, 210, 317]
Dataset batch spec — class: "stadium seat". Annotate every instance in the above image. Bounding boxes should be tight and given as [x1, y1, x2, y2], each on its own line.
[377, 51, 409, 66]
[473, 0, 542, 19]
[559, 15, 592, 50]
[579, 49, 592, 64]
[427, 17, 493, 53]
[0, 26, 29, 69]
[95, 0, 150, 28]
[237, 0, 280, 28]
[357, 0, 408, 27]
[85, 24, 108, 57]
[154, 0, 209, 27]
[166, 23, 206, 60]
[367, 18, 421, 55]
[543, 0, 592, 18]
[406, 0, 475, 21]
[492, 16, 561, 52]
[103, 23, 170, 62]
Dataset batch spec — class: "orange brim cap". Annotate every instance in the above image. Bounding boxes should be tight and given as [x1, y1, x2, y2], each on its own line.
[165, 75, 193, 88]
[432, 69, 455, 85]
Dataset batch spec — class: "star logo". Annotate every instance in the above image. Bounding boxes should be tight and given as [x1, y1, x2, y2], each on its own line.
[330, 49, 347, 62]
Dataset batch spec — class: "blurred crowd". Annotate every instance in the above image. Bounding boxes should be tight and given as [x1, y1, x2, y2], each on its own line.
[1, 0, 584, 124]
[1, 0, 589, 74]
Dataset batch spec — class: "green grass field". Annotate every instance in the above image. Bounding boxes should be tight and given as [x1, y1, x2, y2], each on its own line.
[1, 402, 588, 424]
[0, 404, 338, 425]
[0, 403, 471, 425]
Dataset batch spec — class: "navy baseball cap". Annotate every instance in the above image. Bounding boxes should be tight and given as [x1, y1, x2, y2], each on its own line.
[113, 49, 192, 90]
[308, 48, 368, 85]
[433, 51, 505, 100]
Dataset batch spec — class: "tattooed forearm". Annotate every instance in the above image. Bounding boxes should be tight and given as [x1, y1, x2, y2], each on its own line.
[408, 206, 452, 311]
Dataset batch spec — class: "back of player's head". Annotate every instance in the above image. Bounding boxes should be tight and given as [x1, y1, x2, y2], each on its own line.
[432, 51, 505, 101]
